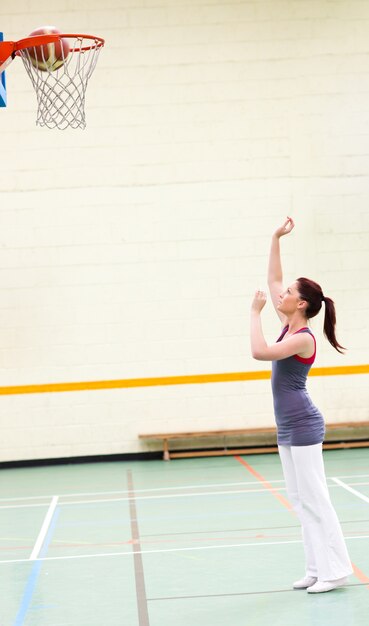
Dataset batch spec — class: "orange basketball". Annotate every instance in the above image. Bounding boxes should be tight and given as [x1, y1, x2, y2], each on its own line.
[28, 26, 70, 72]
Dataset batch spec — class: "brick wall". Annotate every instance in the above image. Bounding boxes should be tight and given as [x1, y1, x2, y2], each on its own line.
[0, 1, 368, 461]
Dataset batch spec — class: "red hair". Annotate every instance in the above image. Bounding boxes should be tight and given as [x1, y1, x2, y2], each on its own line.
[296, 277, 345, 354]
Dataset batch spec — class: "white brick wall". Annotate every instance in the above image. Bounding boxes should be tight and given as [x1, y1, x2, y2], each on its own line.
[0, 0, 368, 461]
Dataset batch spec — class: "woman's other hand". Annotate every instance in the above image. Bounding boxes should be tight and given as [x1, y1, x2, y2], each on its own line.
[251, 290, 267, 313]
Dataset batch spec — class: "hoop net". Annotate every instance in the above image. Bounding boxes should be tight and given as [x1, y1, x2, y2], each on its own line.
[18, 34, 104, 130]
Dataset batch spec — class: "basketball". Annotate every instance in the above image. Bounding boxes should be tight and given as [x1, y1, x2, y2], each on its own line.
[28, 26, 70, 72]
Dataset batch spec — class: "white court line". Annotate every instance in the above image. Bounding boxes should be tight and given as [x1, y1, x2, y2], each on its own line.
[1, 534, 369, 567]
[0, 494, 56, 503]
[59, 487, 288, 505]
[1, 473, 368, 504]
[62, 488, 287, 507]
[0, 480, 285, 503]
[330, 474, 369, 480]
[29, 496, 59, 561]
[331, 478, 369, 505]
[0, 503, 52, 511]
[338, 482, 369, 487]
[1, 482, 369, 511]
[57, 482, 368, 506]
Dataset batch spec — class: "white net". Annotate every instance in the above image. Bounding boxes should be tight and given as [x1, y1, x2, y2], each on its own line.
[19, 35, 104, 130]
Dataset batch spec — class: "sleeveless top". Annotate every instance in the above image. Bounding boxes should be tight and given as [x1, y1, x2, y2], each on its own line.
[271, 326, 325, 446]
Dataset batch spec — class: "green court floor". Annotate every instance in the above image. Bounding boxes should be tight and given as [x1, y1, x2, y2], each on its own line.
[0, 448, 368, 626]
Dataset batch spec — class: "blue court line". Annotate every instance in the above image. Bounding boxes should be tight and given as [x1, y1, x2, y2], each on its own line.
[13, 507, 60, 626]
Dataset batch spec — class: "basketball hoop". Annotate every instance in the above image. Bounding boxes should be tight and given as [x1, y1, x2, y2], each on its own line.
[0, 32, 105, 129]
[17, 33, 105, 129]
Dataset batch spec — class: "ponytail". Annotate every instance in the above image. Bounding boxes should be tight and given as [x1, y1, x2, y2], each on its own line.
[322, 296, 346, 354]
[296, 277, 345, 354]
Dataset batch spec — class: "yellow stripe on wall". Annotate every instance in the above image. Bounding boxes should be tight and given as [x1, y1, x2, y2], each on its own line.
[0, 365, 368, 396]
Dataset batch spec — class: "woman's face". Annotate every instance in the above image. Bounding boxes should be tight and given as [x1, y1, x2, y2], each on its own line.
[278, 282, 304, 315]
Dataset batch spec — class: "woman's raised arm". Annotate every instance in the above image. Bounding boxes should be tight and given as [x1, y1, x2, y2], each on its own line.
[268, 216, 294, 323]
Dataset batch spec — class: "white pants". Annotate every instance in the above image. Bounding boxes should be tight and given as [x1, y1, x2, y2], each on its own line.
[278, 443, 353, 581]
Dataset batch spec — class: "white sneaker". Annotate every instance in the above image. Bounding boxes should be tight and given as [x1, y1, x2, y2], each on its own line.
[307, 577, 348, 594]
[293, 576, 317, 589]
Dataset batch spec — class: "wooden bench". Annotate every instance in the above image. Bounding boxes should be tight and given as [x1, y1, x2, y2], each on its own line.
[139, 421, 369, 460]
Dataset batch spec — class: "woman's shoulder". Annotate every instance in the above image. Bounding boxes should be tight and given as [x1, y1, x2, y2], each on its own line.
[295, 327, 314, 337]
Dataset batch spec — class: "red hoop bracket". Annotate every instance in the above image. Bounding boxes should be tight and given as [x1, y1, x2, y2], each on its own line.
[0, 40, 16, 67]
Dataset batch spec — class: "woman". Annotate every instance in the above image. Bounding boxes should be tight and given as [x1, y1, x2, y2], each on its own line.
[250, 216, 353, 594]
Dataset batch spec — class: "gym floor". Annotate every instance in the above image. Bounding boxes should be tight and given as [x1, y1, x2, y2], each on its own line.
[1, 448, 368, 626]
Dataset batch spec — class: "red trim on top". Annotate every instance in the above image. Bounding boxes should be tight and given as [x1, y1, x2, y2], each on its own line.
[293, 329, 316, 364]
[277, 326, 316, 364]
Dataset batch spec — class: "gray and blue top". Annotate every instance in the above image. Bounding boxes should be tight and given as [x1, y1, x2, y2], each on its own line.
[271, 326, 325, 446]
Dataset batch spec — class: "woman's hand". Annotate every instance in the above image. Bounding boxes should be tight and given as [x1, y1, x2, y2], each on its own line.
[273, 216, 295, 239]
[251, 290, 267, 313]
